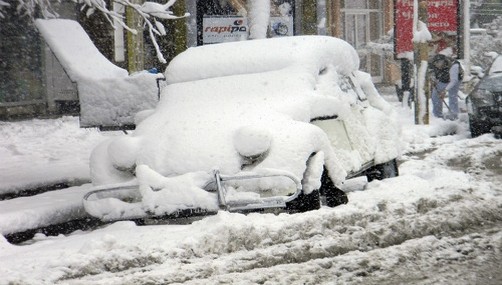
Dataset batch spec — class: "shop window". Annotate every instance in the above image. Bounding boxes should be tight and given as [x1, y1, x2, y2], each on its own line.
[343, 0, 381, 9]
[344, 0, 368, 9]
[342, 0, 384, 82]
[344, 13, 368, 49]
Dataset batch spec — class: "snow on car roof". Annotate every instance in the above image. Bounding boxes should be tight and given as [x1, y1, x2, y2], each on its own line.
[165, 36, 360, 84]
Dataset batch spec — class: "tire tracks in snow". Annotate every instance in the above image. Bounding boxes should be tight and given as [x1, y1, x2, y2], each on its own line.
[57, 188, 502, 284]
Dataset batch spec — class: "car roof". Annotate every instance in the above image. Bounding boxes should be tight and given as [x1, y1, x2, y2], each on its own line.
[164, 36, 360, 84]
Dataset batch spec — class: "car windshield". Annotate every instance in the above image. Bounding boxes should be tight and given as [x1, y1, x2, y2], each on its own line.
[479, 74, 502, 92]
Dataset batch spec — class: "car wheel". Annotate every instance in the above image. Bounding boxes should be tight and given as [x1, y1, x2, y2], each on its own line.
[285, 153, 323, 213]
[366, 159, 399, 182]
[286, 189, 321, 213]
[469, 115, 491, 138]
[320, 168, 348, 207]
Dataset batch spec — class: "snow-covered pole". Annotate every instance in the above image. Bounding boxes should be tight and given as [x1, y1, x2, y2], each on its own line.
[127, 0, 145, 73]
[413, 0, 432, 124]
[463, 0, 471, 72]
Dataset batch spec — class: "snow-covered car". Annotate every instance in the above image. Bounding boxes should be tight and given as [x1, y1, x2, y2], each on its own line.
[87, 36, 401, 220]
[466, 55, 502, 138]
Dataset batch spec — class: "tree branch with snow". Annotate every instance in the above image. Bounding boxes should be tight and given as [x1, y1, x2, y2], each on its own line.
[1, 0, 189, 64]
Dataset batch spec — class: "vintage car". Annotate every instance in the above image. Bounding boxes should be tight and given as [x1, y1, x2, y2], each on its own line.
[466, 54, 502, 138]
[85, 36, 401, 221]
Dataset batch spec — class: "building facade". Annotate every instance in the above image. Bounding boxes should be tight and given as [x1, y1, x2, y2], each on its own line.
[179, 0, 393, 82]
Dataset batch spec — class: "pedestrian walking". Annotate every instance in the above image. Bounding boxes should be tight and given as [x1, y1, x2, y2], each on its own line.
[441, 59, 462, 120]
[430, 54, 450, 118]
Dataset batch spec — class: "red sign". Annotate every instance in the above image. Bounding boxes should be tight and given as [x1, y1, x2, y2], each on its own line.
[394, 0, 459, 57]
[427, 0, 458, 32]
[394, 0, 414, 56]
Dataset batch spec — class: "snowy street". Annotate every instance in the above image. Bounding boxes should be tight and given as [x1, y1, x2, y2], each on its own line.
[1, 0, 502, 283]
[0, 89, 501, 284]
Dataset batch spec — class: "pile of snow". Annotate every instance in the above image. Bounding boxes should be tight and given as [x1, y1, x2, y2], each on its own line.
[0, 117, 106, 196]
[35, 19, 161, 128]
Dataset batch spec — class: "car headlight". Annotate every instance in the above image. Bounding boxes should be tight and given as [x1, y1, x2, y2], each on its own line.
[233, 126, 272, 166]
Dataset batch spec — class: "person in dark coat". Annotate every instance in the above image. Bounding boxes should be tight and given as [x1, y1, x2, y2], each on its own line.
[430, 54, 451, 118]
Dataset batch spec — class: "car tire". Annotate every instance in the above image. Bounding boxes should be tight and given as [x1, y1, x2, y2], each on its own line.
[469, 115, 491, 138]
[286, 189, 321, 213]
[365, 159, 399, 182]
[320, 168, 348, 207]
[285, 153, 323, 213]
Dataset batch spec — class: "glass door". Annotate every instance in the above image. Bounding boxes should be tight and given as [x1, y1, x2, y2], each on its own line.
[342, 1, 384, 82]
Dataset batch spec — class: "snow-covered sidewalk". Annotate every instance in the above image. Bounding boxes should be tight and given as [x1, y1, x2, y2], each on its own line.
[0, 117, 106, 195]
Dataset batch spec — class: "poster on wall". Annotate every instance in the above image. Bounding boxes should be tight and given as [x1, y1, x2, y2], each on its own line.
[202, 16, 248, 44]
[394, 0, 460, 59]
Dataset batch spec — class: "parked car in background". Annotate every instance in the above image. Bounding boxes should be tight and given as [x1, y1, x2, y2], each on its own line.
[466, 54, 502, 138]
[86, 36, 401, 221]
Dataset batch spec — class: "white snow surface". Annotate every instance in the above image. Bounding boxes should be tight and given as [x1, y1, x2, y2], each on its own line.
[165, 36, 359, 84]
[35, 19, 161, 127]
[1, 90, 501, 284]
[412, 20, 432, 43]
[0, 117, 106, 194]
[35, 19, 127, 81]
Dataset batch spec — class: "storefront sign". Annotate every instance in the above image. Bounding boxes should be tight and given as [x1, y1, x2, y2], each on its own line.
[202, 16, 248, 44]
[394, 0, 414, 57]
[427, 0, 458, 32]
[394, 0, 459, 57]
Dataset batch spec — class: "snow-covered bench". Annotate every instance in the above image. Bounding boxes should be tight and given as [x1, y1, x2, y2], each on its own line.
[36, 19, 161, 129]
